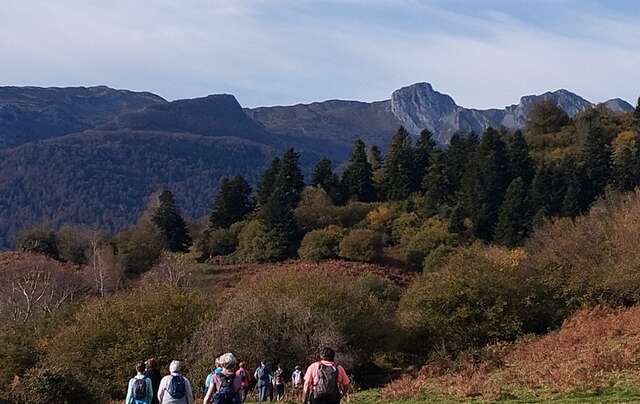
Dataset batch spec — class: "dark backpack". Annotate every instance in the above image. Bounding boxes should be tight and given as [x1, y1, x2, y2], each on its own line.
[167, 375, 186, 399]
[133, 377, 147, 400]
[256, 366, 269, 383]
[313, 363, 340, 402]
[213, 374, 241, 404]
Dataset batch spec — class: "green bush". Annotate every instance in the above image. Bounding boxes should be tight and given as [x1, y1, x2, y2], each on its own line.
[294, 187, 339, 232]
[391, 212, 421, 245]
[187, 268, 393, 382]
[298, 226, 346, 261]
[398, 245, 540, 357]
[338, 229, 383, 262]
[15, 226, 59, 260]
[11, 367, 96, 404]
[403, 218, 455, 271]
[197, 228, 237, 258]
[40, 287, 209, 400]
[235, 219, 283, 262]
[335, 202, 375, 228]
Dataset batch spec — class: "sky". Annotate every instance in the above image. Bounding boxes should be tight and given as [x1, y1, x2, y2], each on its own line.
[1, 0, 639, 108]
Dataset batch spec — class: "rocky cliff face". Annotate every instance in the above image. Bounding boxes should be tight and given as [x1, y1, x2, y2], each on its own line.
[601, 98, 635, 113]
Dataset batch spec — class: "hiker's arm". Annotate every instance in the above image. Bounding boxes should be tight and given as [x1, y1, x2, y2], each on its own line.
[203, 379, 215, 404]
[186, 378, 194, 404]
[124, 379, 132, 404]
[146, 378, 153, 404]
[157, 378, 165, 403]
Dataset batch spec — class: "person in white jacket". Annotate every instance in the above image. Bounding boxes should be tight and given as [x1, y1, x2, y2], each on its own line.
[125, 362, 154, 404]
[158, 360, 194, 404]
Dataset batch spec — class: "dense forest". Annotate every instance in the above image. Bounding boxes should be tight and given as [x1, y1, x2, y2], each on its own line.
[2, 97, 640, 403]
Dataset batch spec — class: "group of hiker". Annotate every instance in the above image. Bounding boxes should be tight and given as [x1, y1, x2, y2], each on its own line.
[125, 347, 350, 404]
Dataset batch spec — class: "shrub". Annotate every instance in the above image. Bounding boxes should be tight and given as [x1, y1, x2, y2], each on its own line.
[197, 228, 237, 259]
[367, 205, 397, 233]
[187, 268, 392, 382]
[235, 219, 282, 263]
[391, 212, 421, 245]
[403, 218, 455, 271]
[294, 187, 339, 232]
[334, 202, 375, 228]
[298, 226, 346, 261]
[338, 229, 383, 262]
[15, 226, 59, 260]
[398, 245, 545, 356]
[11, 367, 97, 404]
[40, 287, 209, 400]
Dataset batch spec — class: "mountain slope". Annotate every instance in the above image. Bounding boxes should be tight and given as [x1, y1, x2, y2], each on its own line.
[0, 86, 165, 149]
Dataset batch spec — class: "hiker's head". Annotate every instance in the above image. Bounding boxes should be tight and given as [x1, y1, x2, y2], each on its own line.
[277, 363, 282, 370]
[260, 361, 265, 367]
[218, 353, 237, 373]
[239, 362, 246, 369]
[145, 358, 158, 370]
[136, 362, 145, 374]
[295, 365, 301, 370]
[321, 347, 335, 361]
[169, 360, 183, 374]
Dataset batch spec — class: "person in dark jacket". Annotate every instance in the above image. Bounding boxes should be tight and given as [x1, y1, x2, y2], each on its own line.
[145, 358, 162, 404]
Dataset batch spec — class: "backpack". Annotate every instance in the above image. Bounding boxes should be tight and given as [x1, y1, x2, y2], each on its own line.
[213, 374, 241, 404]
[167, 375, 186, 399]
[313, 363, 340, 402]
[133, 377, 147, 400]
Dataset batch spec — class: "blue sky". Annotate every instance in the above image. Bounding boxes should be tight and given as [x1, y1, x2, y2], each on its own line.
[1, 0, 639, 108]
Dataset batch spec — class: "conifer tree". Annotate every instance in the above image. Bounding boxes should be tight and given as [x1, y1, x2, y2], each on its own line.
[423, 151, 452, 213]
[342, 139, 376, 202]
[470, 127, 510, 240]
[529, 164, 553, 217]
[260, 183, 299, 260]
[415, 129, 436, 188]
[312, 157, 343, 204]
[582, 125, 611, 204]
[257, 157, 280, 206]
[494, 177, 530, 247]
[448, 202, 466, 234]
[367, 145, 383, 171]
[152, 190, 192, 252]
[382, 126, 416, 200]
[274, 148, 305, 210]
[561, 176, 582, 218]
[447, 133, 479, 201]
[209, 176, 254, 229]
[634, 96, 640, 131]
[506, 130, 534, 185]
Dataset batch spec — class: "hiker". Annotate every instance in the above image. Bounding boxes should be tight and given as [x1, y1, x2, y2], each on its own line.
[145, 358, 162, 404]
[158, 360, 194, 404]
[272, 364, 285, 401]
[235, 362, 251, 403]
[203, 353, 243, 404]
[291, 366, 303, 401]
[125, 362, 154, 404]
[303, 348, 350, 404]
[254, 361, 272, 401]
[204, 359, 224, 395]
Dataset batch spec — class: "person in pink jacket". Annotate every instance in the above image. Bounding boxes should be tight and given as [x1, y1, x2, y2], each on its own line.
[303, 348, 350, 404]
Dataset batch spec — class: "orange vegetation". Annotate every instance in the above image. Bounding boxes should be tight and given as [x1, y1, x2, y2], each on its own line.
[384, 306, 640, 400]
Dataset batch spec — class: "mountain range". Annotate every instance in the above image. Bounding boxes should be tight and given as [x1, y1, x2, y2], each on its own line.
[0, 82, 634, 247]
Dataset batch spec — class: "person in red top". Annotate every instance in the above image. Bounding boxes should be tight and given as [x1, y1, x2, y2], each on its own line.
[235, 362, 251, 403]
[303, 348, 350, 404]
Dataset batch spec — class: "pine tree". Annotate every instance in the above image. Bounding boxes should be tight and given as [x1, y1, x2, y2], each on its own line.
[209, 176, 254, 229]
[367, 145, 383, 171]
[634, 96, 640, 131]
[151, 190, 192, 252]
[582, 125, 611, 204]
[257, 157, 280, 206]
[448, 202, 466, 234]
[494, 177, 530, 247]
[312, 158, 343, 204]
[422, 151, 452, 214]
[415, 129, 436, 188]
[382, 126, 416, 200]
[561, 175, 582, 218]
[274, 148, 305, 210]
[529, 164, 554, 216]
[506, 130, 534, 185]
[342, 139, 376, 202]
[447, 133, 479, 203]
[260, 183, 299, 260]
[470, 127, 510, 241]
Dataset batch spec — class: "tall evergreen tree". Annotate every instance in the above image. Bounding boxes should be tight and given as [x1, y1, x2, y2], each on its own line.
[209, 176, 254, 229]
[260, 186, 299, 261]
[506, 130, 534, 185]
[257, 157, 280, 206]
[415, 129, 436, 188]
[423, 151, 452, 214]
[470, 128, 510, 240]
[561, 175, 583, 218]
[367, 145, 383, 171]
[312, 157, 343, 204]
[342, 139, 376, 202]
[382, 126, 416, 200]
[274, 148, 305, 210]
[152, 190, 192, 252]
[448, 202, 466, 234]
[494, 177, 530, 247]
[582, 125, 611, 204]
[529, 164, 553, 217]
[446, 133, 479, 202]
